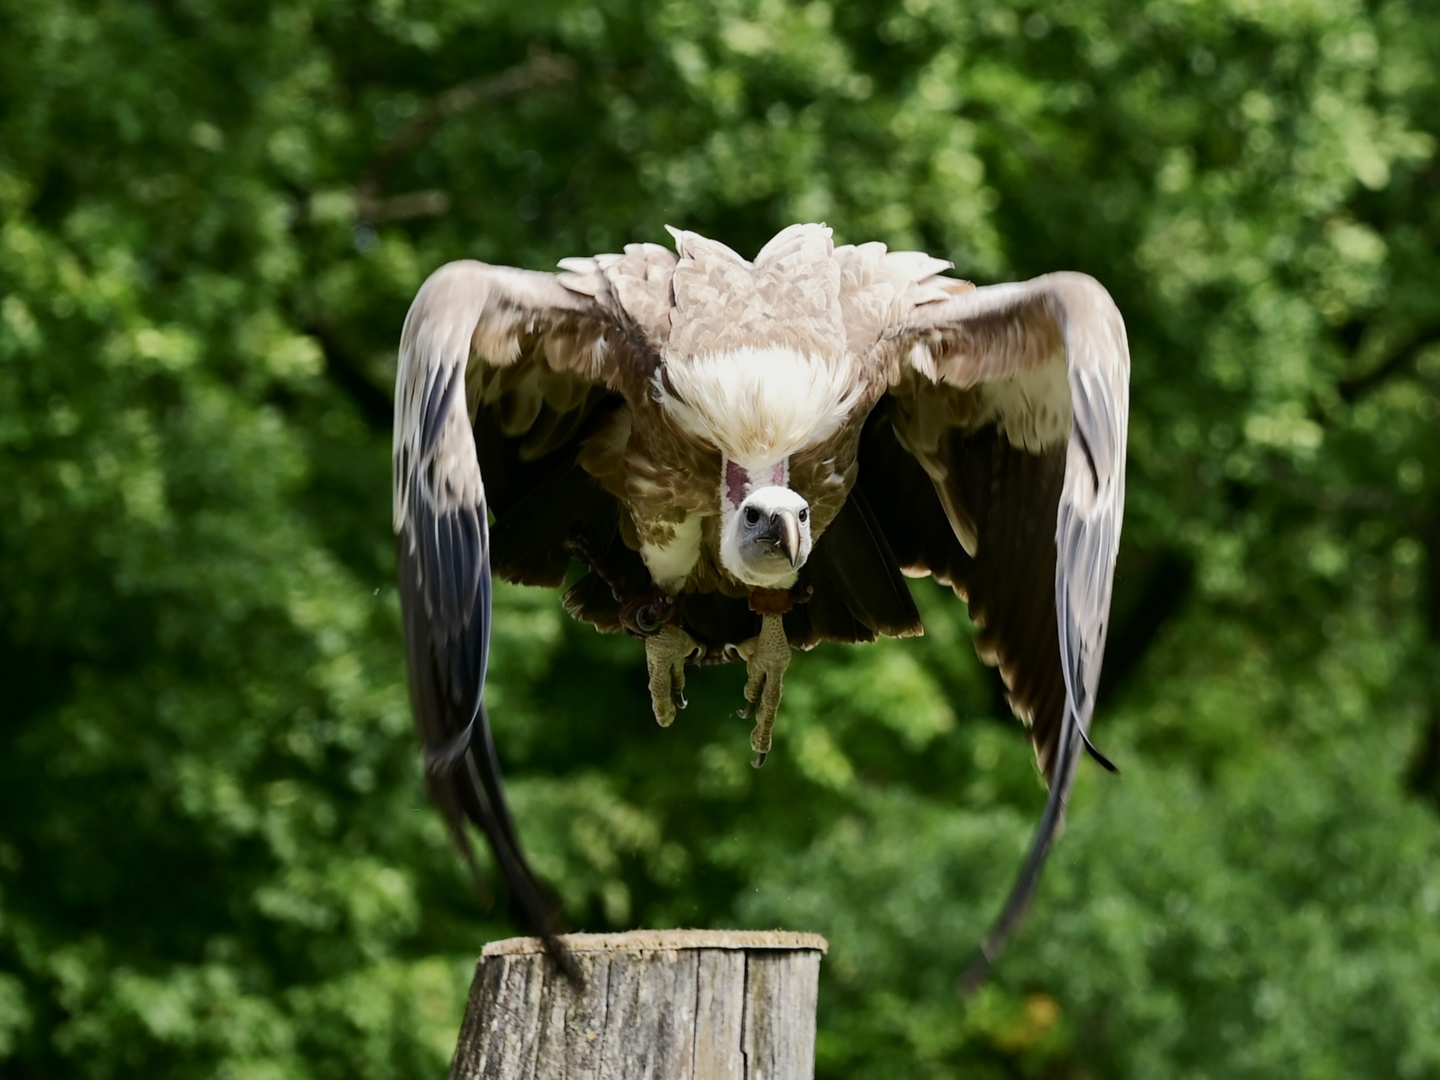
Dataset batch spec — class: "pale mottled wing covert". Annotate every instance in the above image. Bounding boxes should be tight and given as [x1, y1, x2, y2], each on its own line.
[882, 272, 1129, 988]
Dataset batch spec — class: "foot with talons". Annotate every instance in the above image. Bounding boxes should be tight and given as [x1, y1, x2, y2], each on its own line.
[734, 612, 791, 768]
[645, 624, 703, 728]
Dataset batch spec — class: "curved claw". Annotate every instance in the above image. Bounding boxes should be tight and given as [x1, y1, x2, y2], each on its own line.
[739, 613, 791, 762]
[646, 624, 699, 728]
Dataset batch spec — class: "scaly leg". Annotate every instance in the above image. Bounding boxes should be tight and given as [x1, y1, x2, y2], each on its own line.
[646, 624, 702, 728]
[735, 613, 791, 768]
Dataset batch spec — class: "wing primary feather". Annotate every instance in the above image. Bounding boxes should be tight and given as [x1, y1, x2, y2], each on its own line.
[399, 532, 575, 979]
[1074, 425, 1100, 493]
[463, 707, 580, 981]
[424, 716, 477, 772]
[1077, 723, 1119, 773]
[419, 366, 459, 450]
[958, 714, 1083, 997]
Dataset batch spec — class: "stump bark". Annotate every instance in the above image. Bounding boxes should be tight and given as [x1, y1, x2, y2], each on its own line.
[450, 929, 829, 1080]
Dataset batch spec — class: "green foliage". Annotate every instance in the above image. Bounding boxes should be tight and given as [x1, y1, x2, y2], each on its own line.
[4, 0, 1440, 1076]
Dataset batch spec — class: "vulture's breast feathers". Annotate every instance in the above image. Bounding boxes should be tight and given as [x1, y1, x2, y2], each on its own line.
[653, 223, 867, 471]
[652, 345, 863, 470]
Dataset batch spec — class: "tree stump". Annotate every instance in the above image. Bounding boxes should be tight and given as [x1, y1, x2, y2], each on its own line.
[450, 929, 829, 1080]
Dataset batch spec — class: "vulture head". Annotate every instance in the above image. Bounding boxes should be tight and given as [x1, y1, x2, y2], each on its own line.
[722, 484, 813, 587]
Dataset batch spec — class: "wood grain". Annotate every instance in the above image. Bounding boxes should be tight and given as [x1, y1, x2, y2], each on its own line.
[450, 930, 828, 1080]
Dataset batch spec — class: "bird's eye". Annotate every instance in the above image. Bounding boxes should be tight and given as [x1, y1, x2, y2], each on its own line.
[744, 507, 760, 526]
[798, 508, 808, 523]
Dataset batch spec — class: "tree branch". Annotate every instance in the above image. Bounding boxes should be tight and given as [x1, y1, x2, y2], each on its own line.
[304, 319, 394, 431]
[356, 50, 576, 208]
[1337, 326, 1440, 404]
[355, 189, 451, 223]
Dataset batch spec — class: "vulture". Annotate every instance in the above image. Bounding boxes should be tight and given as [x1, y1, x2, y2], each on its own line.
[393, 223, 1128, 986]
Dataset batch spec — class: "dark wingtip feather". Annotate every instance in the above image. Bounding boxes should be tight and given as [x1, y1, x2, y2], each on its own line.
[424, 717, 478, 773]
[460, 712, 579, 980]
[958, 945, 997, 999]
[1081, 728, 1120, 774]
[397, 531, 577, 981]
[958, 716, 1082, 996]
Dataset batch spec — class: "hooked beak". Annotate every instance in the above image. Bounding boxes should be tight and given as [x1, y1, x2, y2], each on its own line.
[770, 509, 801, 568]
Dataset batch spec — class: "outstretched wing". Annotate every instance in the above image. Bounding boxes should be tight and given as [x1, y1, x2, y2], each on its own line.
[872, 271, 1129, 987]
[393, 257, 658, 965]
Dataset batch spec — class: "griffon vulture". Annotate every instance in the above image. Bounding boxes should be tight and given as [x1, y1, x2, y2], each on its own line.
[393, 223, 1128, 985]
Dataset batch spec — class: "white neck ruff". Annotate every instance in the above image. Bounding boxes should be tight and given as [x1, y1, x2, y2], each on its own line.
[654, 346, 861, 467]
